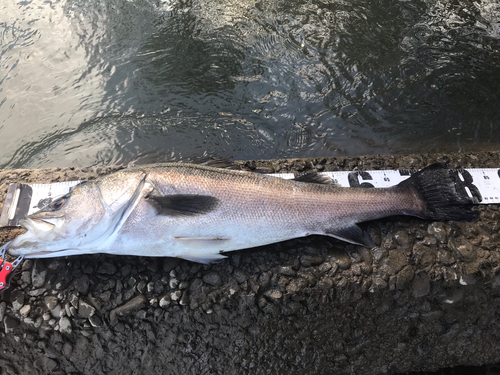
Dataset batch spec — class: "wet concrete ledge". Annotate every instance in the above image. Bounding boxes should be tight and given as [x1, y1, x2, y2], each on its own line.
[0, 152, 500, 374]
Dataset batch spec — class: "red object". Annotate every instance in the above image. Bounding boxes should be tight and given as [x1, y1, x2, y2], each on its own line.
[0, 260, 14, 291]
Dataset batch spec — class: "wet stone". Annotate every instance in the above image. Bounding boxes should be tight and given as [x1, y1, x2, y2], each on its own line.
[334, 252, 352, 270]
[11, 291, 25, 311]
[387, 249, 407, 273]
[20, 304, 31, 317]
[393, 230, 413, 250]
[44, 296, 58, 310]
[413, 272, 431, 298]
[31, 260, 47, 288]
[59, 317, 72, 334]
[89, 315, 103, 328]
[422, 236, 438, 247]
[4, 316, 19, 333]
[97, 262, 117, 275]
[454, 241, 477, 262]
[73, 274, 90, 295]
[78, 300, 96, 319]
[258, 272, 272, 289]
[203, 272, 222, 287]
[110, 295, 147, 324]
[0, 302, 6, 322]
[300, 255, 324, 267]
[428, 222, 448, 243]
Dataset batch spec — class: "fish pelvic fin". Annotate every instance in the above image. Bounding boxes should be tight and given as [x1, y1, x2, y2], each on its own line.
[325, 224, 375, 248]
[396, 163, 478, 221]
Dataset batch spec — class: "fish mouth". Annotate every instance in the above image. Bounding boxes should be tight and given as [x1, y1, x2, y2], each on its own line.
[20, 217, 58, 233]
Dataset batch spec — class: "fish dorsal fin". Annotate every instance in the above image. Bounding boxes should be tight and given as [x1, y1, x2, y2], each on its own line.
[147, 194, 220, 216]
[325, 224, 375, 248]
[189, 157, 239, 169]
[293, 173, 339, 186]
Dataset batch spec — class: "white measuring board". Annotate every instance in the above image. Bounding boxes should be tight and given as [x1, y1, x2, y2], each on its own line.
[0, 167, 499, 227]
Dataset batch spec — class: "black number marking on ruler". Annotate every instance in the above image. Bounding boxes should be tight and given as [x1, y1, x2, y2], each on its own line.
[348, 171, 374, 188]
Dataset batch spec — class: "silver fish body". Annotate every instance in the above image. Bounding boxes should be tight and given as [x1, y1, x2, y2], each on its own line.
[7, 163, 476, 262]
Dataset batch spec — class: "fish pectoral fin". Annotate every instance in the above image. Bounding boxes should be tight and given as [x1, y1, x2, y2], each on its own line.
[177, 251, 227, 264]
[325, 224, 375, 248]
[147, 194, 220, 216]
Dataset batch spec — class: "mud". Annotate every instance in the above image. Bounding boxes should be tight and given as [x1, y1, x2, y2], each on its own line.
[1, 152, 500, 374]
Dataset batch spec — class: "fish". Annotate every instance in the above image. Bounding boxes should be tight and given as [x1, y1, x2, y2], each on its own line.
[6, 163, 477, 263]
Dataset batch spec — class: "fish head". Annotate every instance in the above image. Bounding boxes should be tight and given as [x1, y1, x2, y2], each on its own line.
[8, 171, 147, 258]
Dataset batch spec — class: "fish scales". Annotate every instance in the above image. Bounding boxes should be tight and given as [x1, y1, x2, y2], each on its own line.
[7, 163, 477, 262]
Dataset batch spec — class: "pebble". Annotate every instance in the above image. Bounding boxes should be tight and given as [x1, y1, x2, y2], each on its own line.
[59, 317, 72, 334]
[51, 304, 62, 318]
[109, 295, 147, 324]
[0, 302, 6, 322]
[203, 272, 222, 287]
[412, 272, 431, 298]
[428, 222, 448, 243]
[78, 300, 96, 319]
[19, 304, 30, 317]
[11, 291, 25, 311]
[300, 255, 324, 267]
[44, 296, 58, 310]
[97, 262, 117, 275]
[73, 274, 90, 295]
[31, 260, 47, 288]
[4, 316, 19, 333]
[159, 295, 171, 307]
[89, 315, 103, 328]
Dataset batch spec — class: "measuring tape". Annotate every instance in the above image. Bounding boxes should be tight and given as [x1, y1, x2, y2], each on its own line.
[0, 167, 499, 227]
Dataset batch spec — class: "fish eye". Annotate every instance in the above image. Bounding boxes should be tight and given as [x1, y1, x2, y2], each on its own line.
[50, 197, 67, 211]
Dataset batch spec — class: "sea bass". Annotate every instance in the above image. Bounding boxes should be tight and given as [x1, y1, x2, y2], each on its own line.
[6, 163, 476, 263]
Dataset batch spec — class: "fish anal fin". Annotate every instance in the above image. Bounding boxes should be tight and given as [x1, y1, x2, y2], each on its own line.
[325, 224, 375, 248]
[147, 195, 220, 216]
[177, 251, 227, 264]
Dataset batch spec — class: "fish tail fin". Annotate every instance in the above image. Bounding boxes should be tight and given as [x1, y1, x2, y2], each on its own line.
[397, 163, 479, 221]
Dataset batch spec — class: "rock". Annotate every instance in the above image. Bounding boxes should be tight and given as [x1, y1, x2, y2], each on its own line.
[31, 260, 47, 288]
[109, 295, 147, 325]
[20, 304, 31, 317]
[89, 315, 103, 327]
[34, 357, 58, 372]
[97, 262, 117, 275]
[0, 302, 6, 322]
[51, 304, 62, 318]
[428, 222, 448, 243]
[264, 289, 282, 300]
[4, 316, 19, 333]
[278, 265, 296, 276]
[59, 317, 72, 334]
[300, 255, 325, 267]
[10, 290, 25, 311]
[44, 296, 58, 310]
[73, 274, 90, 295]
[78, 300, 96, 319]
[412, 272, 431, 298]
[159, 295, 171, 308]
[203, 272, 222, 287]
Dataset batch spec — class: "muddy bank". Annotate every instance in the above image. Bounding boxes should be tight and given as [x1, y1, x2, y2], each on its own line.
[1, 152, 500, 374]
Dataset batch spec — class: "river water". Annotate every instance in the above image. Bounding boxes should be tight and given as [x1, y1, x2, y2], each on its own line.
[1, 0, 500, 168]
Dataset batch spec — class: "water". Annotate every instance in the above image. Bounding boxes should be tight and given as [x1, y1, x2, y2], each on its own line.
[1, 0, 500, 169]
